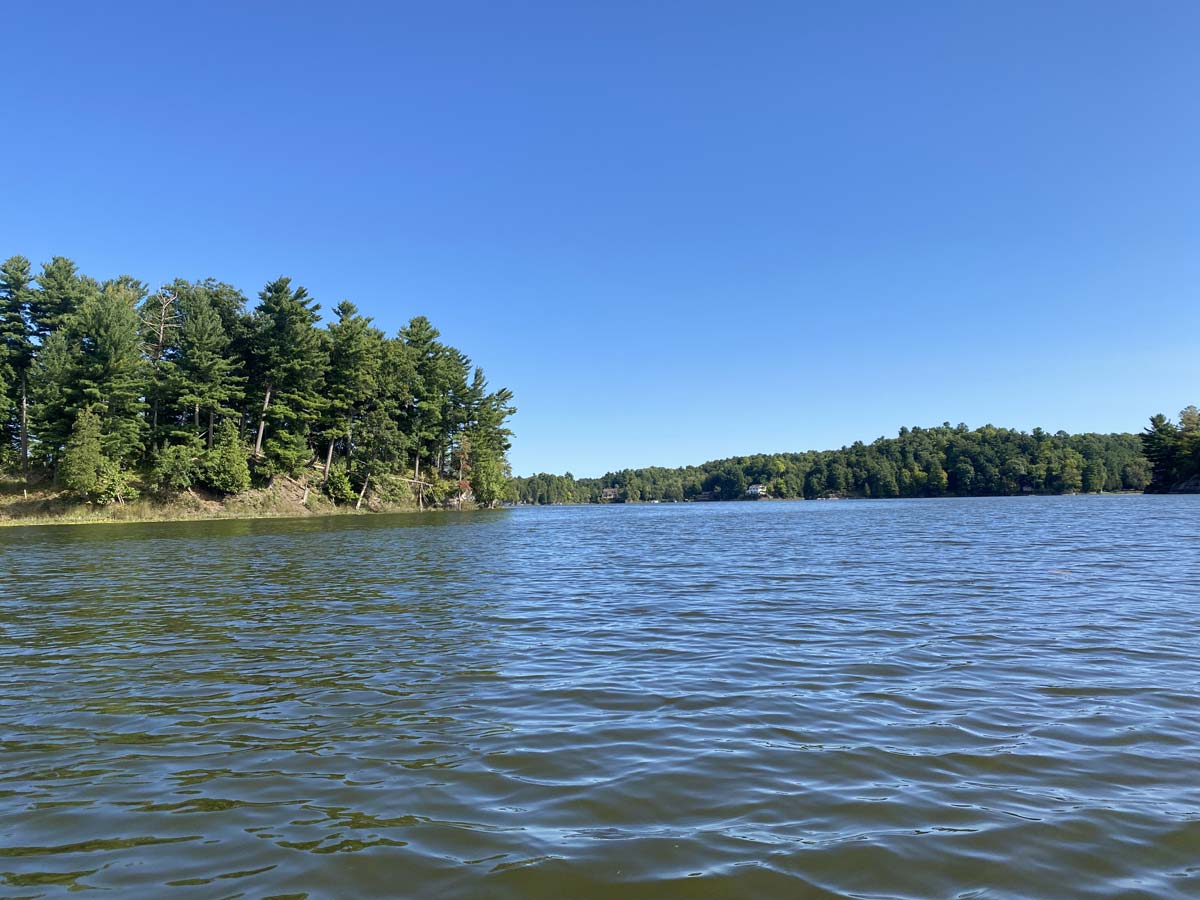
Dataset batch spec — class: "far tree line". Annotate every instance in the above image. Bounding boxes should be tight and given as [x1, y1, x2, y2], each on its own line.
[0, 254, 516, 506]
[511, 416, 1199, 505]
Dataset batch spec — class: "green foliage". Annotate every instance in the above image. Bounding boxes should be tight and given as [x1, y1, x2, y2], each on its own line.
[468, 443, 507, 507]
[1142, 407, 1200, 491]
[323, 467, 357, 504]
[28, 330, 74, 466]
[250, 277, 328, 456]
[59, 406, 106, 497]
[424, 474, 458, 505]
[202, 419, 251, 495]
[513, 423, 1153, 504]
[370, 473, 414, 505]
[173, 290, 246, 445]
[93, 458, 140, 505]
[0, 257, 34, 438]
[31, 256, 96, 338]
[260, 430, 311, 478]
[152, 442, 202, 492]
[8, 252, 514, 507]
[72, 279, 148, 463]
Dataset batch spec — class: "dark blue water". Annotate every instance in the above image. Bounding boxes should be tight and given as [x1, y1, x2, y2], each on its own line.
[1, 496, 1197, 898]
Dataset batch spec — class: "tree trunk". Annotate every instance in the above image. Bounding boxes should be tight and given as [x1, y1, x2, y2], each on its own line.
[19, 373, 28, 475]
[345, 414, 353, 472]
[323, 439, 335, 481]
[207, 409, 215, 450]
[414, 453, 422, 510]
[355, 473, 370, 510]
[253, 384, 272, 457]
[194, 404, 200, 430]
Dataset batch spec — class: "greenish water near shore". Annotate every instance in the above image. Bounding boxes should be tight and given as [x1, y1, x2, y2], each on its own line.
[2, 496, 1198, 898]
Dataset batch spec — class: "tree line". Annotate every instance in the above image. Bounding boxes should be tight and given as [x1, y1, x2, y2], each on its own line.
[512, 423, 1153, 504]
[0, 254, 515, 506]
[1142, 405, 1200, 492]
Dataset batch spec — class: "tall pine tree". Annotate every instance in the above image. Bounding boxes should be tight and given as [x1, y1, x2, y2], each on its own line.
[248, 277, 327, 472]
[0, 256, 34, 469]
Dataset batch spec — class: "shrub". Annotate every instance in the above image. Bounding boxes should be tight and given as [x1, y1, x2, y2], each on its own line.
[94, 459, 139, 505]
[59, 407, 106, 498]
[323, 468, 357, 504]
[260, 430, 309, 479]
[152, 443, 201, 492]
[202, 420, 251, 495]
[369, 473, 412, 505]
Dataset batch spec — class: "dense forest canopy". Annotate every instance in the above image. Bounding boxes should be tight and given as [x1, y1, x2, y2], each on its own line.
[513, 422, 1166, 505]
[0, 254, 516, 506]
[1142, 405, 1200, 493]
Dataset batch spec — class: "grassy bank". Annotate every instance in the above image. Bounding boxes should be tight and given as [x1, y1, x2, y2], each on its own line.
[0, 472, 433, 528]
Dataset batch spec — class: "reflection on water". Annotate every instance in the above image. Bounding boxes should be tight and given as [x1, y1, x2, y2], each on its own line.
[1, 497, 1198, 898]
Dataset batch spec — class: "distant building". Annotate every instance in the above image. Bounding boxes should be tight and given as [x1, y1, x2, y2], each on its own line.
[693, 491, 715, 501]
[746, 483, 767, 497]
[600, 487, 620, 501]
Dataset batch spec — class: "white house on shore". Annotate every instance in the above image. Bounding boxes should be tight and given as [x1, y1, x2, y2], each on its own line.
[746, 483, 767, 497]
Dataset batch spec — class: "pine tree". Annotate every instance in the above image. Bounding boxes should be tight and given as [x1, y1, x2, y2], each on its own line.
[72, 280, 148, 463]
[0, 256, 34, 469]
[399, 315, 443, 482]
[1142, 414, 1182, 492]
[174, 291, 245, 448]
[31, 257, 96, 339]
[59, 406, 106, 497]
[322, 300, 382, 478]
[6, 251, 517, 509]
[248, 277, 327, 465]
[28, 330, 76, 469]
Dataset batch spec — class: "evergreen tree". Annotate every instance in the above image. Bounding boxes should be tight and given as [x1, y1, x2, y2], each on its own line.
[31, 256, 96, 338]
[248, 277, 327, 466]
[202, 419, 251, 494]
[0, 256, 34, 468]
[5, 250, 519, 508]
[72, 280, 148, 463]
[399, 315, 444, 482]
[28, 330, 75, 469]
[1141, 414, 1181, 492]
[174, 291, 244, 448]
[322, 300, 382, 477]
[59, 406, 106, 498]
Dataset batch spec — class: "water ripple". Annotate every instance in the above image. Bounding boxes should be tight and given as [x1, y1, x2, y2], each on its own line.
[1, 496, 1198, 898]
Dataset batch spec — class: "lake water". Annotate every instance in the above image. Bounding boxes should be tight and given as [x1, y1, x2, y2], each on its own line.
[1, 496, 1198, 899]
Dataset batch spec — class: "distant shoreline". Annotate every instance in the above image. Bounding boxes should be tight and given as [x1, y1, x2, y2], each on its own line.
[507, 490, 1152, 508]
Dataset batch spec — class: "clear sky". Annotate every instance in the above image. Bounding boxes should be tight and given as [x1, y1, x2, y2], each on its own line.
[2, 2, 1197, 477]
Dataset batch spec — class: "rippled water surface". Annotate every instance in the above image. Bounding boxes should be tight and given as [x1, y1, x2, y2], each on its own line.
[2, 496, 1198, 899]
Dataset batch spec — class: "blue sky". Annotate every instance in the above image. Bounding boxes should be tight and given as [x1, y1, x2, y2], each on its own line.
[2, 2, 1197, 476]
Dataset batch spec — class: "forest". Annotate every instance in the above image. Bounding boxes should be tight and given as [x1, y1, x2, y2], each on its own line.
[0, 254, 515, 509]
[1142, 406, 1200, 492]
[512, 422, 1160, 505]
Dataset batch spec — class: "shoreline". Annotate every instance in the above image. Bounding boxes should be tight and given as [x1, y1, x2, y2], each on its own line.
[0, 504, 458, 530]
[0, 478, 475, 530]
[0, 488, 1166, 530]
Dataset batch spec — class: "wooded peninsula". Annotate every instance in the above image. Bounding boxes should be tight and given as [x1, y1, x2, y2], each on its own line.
[0, 254, 515, 524]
